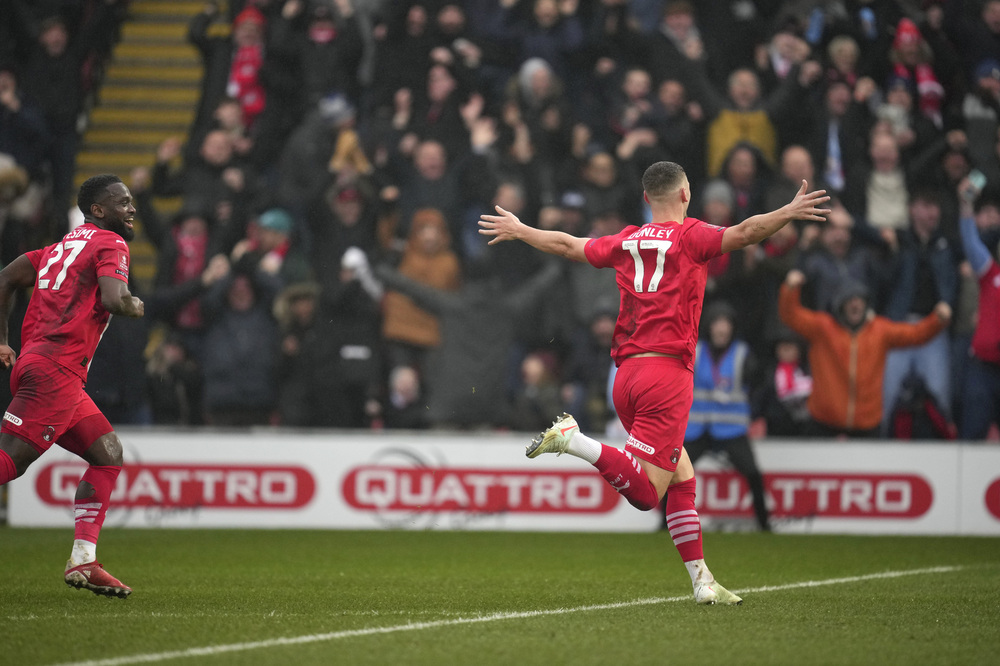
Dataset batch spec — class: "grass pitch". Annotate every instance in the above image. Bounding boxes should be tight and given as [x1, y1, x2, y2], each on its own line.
[1, 528, 998, 665]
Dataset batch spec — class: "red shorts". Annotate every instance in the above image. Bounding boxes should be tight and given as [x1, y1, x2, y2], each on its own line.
[2, 354, 112, 455]
[612, 356, 694, 472]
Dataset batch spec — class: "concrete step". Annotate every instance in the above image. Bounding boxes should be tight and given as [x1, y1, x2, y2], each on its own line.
[120, 20, 189, 42]
[128, 0, 208, 20]
[113, 42, 200, 64]
[100, 84, 200, 106]
[89, 106, 193, 129]
[104, 62, 202, 85]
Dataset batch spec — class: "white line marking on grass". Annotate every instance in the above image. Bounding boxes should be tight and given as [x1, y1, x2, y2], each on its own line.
[54, 566, 962, 666]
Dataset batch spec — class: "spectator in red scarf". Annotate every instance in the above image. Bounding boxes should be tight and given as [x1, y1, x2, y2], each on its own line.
[227, 7, 267, 128]
[890, 17, 946, 129]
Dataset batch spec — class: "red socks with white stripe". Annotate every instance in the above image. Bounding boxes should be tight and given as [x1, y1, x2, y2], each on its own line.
[0, 449, 16, 484]
[594, 444, 660, 511]
[665, 477, 705, 571]
[71, 465, 121, 564]
[665, 478, 716, 586]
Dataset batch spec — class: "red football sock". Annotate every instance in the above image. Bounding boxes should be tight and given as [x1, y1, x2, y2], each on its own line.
[0, 450, 16, 484]
[594, 445, 660, 511]
[74, 465, 121, 544]
[665, 477, 704, 562]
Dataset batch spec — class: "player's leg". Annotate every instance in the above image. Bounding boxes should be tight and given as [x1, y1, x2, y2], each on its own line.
[527, 412, 662, 510]
[663, 448, 742, 605]
[0, 433, 41, 483]
[1, 358, 47, 483]
[59, 404, 131, 599]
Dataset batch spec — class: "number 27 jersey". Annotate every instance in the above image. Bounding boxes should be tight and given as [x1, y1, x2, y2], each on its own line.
[20, 223, 130, 380]
[584, 217, 725, 369]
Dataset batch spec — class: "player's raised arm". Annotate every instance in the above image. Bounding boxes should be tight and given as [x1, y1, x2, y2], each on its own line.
[721, 180, 830, 253]
[479, 205, 589, 262]
[98, 275, 144, 318]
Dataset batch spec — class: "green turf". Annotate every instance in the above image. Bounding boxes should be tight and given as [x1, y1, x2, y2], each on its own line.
[1, 528, 998, 665]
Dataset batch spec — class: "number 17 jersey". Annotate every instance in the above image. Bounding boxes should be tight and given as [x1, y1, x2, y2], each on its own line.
[584, 217, 725, 370]
[20, 223, 130, 380]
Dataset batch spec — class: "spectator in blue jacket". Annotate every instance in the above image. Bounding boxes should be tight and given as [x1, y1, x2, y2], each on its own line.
[683, 301, 770, 531]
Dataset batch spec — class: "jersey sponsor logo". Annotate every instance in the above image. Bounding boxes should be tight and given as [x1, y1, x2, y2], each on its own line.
[624, 434, 655, 456]
[35, 463, 315, 509]
[985, 479, 1000, 520]
[694, 471, 933, 519]
[3, 411, 23, 426]
[343, 465, 618, 514]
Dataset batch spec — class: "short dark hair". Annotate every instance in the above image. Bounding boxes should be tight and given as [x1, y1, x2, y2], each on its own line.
[77, 174, 122, 215]
[641, 161, 686, 199]
[909, 187, 943, 208]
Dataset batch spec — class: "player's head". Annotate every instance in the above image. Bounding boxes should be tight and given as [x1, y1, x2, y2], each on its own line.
[641, 161, 689, 211]
[78, 174, 136, 241]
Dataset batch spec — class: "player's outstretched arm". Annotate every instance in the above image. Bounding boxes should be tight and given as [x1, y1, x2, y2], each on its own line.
[721, 180, 830, 253]
[0, 255, 37, 367]
[479, 205, 589, 262]
[98, 276, 144, 318]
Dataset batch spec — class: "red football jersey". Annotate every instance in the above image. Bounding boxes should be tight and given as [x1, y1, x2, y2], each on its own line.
[972, 261, 1000, 365]
[584, 217, 725, 369]
[20, 223, 130, 380]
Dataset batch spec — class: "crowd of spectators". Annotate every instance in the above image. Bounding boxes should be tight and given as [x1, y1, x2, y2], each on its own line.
[1, 0, 1000, 440]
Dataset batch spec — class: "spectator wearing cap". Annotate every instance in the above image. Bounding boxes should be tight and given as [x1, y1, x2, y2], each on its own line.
[961, 58, 1000, 184]
[309, 182, 378, 291]
[779, 269, 951, 438]
[230, 207, 309, 288]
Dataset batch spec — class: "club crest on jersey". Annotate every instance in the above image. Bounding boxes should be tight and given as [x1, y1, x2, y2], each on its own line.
[671, 448, 681, 464]
[42, 425, 55, 442]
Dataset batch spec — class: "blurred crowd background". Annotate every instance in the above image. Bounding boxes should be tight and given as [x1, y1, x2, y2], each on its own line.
[0, 0, 998, 440]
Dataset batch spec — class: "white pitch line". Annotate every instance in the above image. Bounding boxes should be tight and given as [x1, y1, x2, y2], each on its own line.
[55, 566, 963, 666]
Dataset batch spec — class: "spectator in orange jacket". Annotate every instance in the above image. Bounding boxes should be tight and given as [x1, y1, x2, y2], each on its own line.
[778, 269, 951, 437]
